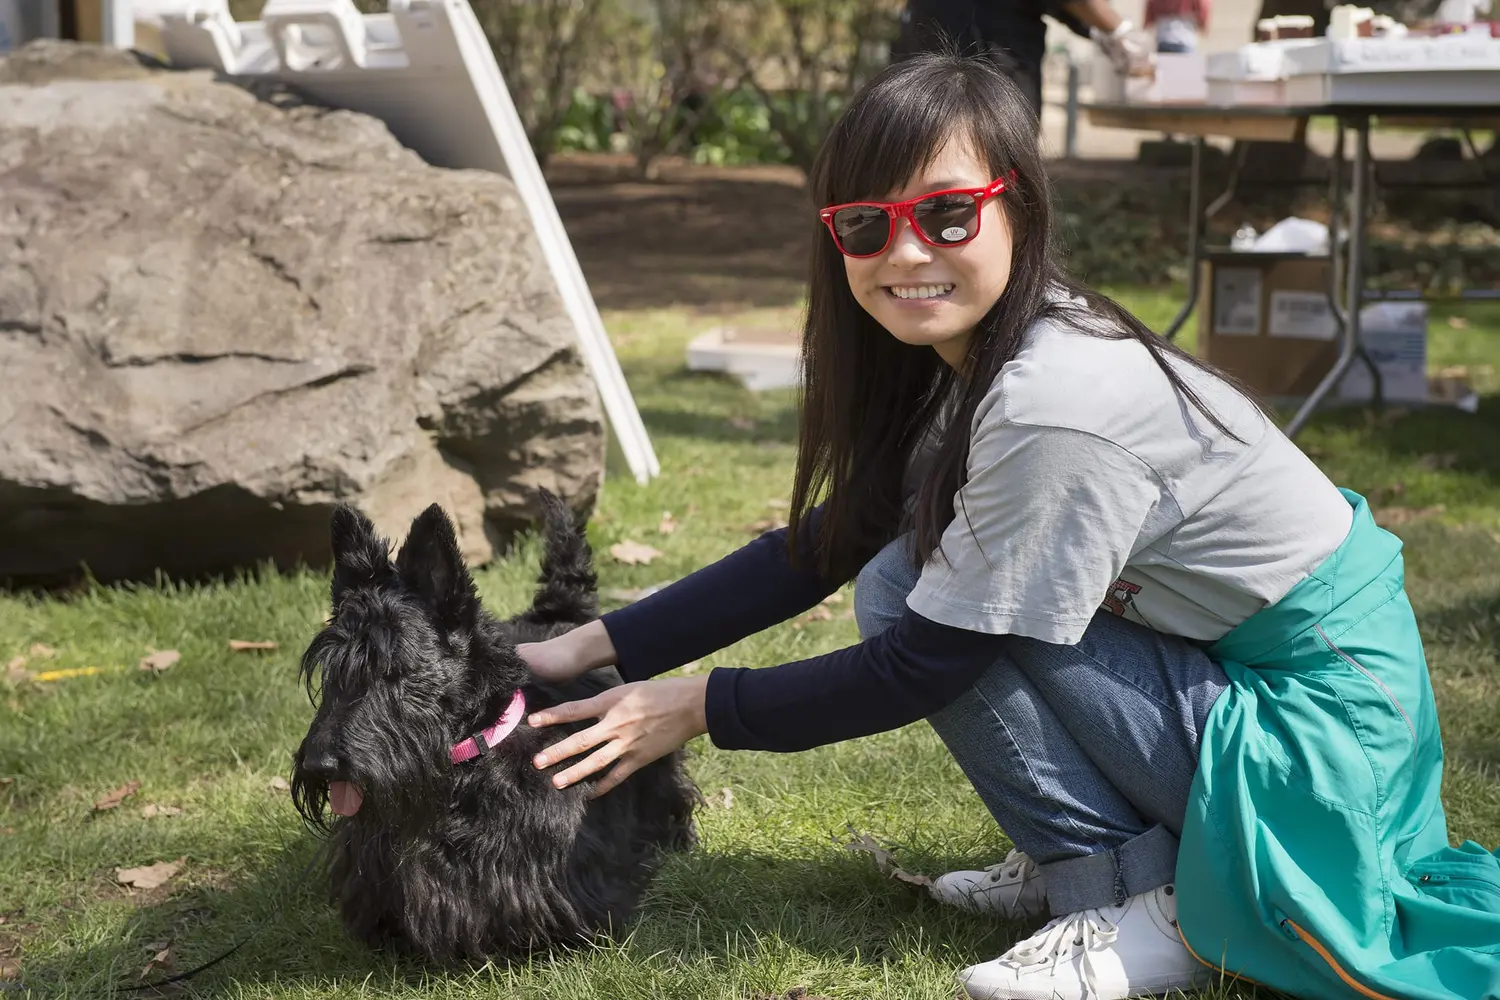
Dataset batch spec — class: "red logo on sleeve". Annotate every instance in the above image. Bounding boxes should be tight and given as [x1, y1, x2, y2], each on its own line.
[1102, 578, 1142, 617]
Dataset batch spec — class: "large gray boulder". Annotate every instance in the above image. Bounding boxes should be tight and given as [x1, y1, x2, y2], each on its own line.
[0, 41, 605, 586]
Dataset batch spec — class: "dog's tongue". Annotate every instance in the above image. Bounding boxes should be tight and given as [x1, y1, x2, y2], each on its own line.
[329, 781, 363, 817]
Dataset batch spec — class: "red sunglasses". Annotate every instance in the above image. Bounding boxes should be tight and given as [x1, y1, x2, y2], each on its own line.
[819, 174, 1015, 259]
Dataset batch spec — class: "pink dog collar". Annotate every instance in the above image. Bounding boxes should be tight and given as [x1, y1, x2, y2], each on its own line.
[451, 689, 527, 765]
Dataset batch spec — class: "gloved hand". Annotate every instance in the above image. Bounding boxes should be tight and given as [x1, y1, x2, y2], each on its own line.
[1091, 20, 1155, 77]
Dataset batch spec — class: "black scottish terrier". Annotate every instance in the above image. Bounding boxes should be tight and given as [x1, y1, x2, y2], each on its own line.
[290, 493, 698, 963]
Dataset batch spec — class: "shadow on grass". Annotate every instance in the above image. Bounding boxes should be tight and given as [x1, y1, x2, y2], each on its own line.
[16, 840, 1041, 998]
[1297, 395, 1500, 485]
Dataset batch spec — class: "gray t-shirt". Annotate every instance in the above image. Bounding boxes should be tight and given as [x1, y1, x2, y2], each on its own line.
[905, 297, 1354, 645]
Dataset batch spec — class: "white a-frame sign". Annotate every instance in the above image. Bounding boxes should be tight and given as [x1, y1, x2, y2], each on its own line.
[128, 0, 660, 483]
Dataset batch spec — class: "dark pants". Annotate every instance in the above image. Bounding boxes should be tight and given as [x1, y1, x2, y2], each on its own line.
[891, 0, 1045, 130]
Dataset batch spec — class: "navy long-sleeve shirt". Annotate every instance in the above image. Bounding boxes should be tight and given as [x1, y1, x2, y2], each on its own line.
[597, 510, 1009, 753]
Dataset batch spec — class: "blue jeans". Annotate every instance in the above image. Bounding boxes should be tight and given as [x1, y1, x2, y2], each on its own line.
[854, 535, 1229, 917]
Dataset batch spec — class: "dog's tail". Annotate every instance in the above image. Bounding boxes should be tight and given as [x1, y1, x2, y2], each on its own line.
[524, 489, 599, 627]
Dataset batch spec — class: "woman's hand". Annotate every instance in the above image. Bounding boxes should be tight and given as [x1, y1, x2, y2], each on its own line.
[517, 619, 618, 685]
[528, 675, 710, 798]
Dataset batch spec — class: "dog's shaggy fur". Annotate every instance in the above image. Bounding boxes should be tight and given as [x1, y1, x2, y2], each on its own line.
[290, 493, 698, 963]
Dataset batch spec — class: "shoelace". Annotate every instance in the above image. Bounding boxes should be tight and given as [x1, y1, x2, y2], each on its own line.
[1002, 907, 1121, 993]
[984, 848, 1036, 885]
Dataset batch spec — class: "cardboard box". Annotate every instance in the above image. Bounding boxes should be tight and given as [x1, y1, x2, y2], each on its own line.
[1198, 254, 1430, 404]
[1198, 253, 1340, 398]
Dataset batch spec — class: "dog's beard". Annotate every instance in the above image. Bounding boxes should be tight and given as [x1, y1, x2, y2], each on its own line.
[294, 716, 452, 831]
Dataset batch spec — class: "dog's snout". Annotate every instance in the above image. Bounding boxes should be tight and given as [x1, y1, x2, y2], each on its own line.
[303, 749, 343, 779]
[299, 728, 346, 780]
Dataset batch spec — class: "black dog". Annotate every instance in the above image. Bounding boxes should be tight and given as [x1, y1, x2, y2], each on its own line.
[290, 493, 698, 963]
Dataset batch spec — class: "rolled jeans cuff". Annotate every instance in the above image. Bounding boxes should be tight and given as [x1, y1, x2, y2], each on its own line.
[1039, 823, 1179, 916]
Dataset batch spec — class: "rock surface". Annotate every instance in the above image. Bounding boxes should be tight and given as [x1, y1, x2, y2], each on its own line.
[0, 41, 605, 586]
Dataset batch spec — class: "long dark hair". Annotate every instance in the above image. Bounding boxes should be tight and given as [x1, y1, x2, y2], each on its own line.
[788, 50, 1260, 580]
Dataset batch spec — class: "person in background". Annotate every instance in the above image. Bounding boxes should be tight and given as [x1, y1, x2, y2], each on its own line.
[1144, 0, 1209, 53]
[889, 0, 1152, 128]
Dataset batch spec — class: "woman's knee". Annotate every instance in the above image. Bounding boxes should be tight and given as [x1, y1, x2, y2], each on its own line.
[853, 534, 921, 639]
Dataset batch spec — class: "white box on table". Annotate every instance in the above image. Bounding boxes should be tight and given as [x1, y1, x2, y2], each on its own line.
[1093, 50, 1206, 104]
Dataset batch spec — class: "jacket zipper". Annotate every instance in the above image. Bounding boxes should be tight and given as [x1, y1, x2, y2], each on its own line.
[1314, 625, 1417, 745]
[1282, 918, 1400, 1000]
[1416, 871, 1500, 889]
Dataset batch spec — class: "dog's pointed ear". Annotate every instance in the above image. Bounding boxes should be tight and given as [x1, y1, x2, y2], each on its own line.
[395, 504, 478, 627]
[328, 505, 392, 603]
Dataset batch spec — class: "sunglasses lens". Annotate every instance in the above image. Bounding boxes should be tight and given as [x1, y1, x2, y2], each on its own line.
[831, 205, 891, 256]
[914, 193, 979, 245]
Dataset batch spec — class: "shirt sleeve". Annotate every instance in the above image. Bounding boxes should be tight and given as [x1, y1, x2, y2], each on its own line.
[905, 420, 1164, 646]
[599, 505, 860, 683]
[704, 606, 1007, 752]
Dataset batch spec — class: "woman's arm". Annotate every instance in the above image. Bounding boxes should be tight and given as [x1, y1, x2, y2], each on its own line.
[521, 504, 867, 685]
[527, 608, 1005, 794]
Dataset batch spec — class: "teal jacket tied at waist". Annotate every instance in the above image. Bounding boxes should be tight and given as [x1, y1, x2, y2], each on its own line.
[1177, 489, 1500, 1000]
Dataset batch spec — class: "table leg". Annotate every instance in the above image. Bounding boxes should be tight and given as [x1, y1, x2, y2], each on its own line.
[1320, 123, 1382, 407]
[1286, 118, 1373, 438]
[1162, 136, 1204, 341]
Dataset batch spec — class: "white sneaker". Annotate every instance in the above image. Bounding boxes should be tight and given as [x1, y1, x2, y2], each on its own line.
[957, 884, 1211, 1000]
[929, 849, 1049, 921]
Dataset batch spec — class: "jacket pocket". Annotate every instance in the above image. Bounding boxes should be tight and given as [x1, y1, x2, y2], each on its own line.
[1405, 842, 1500, 912]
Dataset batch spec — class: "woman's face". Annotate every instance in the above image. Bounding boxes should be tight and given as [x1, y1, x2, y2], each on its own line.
[839, 141, 1014, 369]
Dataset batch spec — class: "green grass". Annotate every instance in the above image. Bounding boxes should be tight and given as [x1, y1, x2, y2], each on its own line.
[3, 293, 1500, 999]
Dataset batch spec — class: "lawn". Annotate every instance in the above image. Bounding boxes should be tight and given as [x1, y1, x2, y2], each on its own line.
[3, 293, 1500, 1000]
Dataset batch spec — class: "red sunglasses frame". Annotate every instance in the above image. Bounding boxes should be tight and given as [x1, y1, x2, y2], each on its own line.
[818, 173, 1015, 259]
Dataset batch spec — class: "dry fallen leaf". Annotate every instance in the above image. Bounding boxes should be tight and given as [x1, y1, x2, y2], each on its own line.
[840, 829, 897, 871]
[837, 825, 935, 889]
[268, 776, 290, 792]
[139, 943, 174, 979]
[4, 657, 29, 684]
[656, 511, 677, 535]
[891, 867, 935, 888]
[766, 497, 790, 510]
[1448, 315, 1469, 329]
[228, 640, 278, 652]
[728, 415, 756, 431]
[140, 804, 183, 819]
[0, 828, 13, 836]
[718, 787, 735, 810]
[608, 540, 663, 566]
[27, 644, 55, 659]
[0, 961, 18, 981]
[678, 660, 703, 675]
[804, 605, 833, 622]
[821, 592, 845, 605]
[116, 858, 183, 891]
[94, 780, 142, 811]
[138, 650, 181, 674]
[746, 518, 788, 535]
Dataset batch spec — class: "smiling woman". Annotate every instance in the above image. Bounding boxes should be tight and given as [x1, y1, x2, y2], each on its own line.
[516, 49, 1500, 1000]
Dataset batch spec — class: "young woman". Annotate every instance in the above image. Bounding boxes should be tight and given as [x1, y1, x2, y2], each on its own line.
[517, 52, 1498, 1000]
